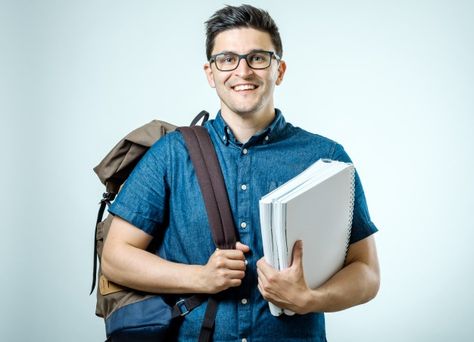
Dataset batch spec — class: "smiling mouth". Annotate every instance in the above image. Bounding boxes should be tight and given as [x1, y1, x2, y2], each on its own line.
[232, 84, 258, 92]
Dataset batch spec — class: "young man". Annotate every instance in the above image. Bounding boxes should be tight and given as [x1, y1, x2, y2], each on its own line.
[102, 4, 380, 341]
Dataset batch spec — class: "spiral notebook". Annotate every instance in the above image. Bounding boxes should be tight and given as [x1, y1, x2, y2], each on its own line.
[259, 159, 355, 316]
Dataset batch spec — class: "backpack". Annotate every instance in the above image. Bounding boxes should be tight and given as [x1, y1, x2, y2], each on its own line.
[91, 111, 237, 341]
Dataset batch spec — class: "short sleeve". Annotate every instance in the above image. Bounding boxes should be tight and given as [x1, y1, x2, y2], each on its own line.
[108, 135, 171, 236]
[331, 143, 378, 243]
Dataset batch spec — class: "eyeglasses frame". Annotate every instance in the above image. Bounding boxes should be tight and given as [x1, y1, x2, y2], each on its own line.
[209, 50, 281, 72]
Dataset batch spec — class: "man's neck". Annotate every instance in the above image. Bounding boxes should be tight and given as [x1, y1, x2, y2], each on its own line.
[220, 108, 276, 144]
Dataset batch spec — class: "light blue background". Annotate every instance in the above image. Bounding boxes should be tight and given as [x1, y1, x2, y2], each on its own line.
[1, 0, 473, 341]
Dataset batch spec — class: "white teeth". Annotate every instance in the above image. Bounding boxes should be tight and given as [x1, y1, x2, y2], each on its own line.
[234, 84, 256, 91]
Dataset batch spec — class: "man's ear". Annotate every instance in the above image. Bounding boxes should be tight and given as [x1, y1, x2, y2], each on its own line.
[204, 63, 216, 88]
[275, 60, 287, 86]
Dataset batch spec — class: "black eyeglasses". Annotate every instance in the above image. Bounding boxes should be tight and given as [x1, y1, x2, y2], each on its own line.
[209, 50, 281, 71]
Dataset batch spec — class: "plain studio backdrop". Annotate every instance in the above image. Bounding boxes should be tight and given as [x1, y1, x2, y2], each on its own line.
[1, 0, 473, 341]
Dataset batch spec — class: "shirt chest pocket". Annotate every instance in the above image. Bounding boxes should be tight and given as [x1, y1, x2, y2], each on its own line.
[268, 180, 281, 193]
[260, 180, 285, 197]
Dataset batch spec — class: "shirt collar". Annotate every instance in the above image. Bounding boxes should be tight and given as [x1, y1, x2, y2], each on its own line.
[211, 108, 287, 147]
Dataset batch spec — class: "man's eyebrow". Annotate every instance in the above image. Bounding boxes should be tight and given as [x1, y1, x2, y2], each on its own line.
[215, 50, 235, 55]
[213, 49, 268, 55]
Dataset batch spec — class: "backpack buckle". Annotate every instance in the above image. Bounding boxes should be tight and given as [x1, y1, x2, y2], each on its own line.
[99, 192, 115, 205]
[176, 299, 190, 316]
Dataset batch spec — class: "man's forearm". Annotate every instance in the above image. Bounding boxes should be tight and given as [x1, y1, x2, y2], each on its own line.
[307, 259, 380, 313]
[102, 242, 206, 294]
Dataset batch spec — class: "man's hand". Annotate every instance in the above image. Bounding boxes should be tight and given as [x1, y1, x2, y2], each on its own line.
[256, 240, 313, 314]
[201, 242, 250, 294]
[257, 236, 380, 314]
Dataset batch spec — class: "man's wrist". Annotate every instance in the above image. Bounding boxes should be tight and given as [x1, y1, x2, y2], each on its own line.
[305, 288, 327, 313]
[186, 264, 207, 293]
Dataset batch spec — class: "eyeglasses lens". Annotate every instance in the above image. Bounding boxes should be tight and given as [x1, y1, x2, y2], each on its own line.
[215, 52, 272, 71]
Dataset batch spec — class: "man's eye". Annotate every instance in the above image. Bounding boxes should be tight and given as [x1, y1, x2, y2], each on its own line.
[220, 55, 237, 64]
[250, 54, 268, 63]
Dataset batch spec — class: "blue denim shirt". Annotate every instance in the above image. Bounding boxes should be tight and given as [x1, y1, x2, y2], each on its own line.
[109, 109, 378, 341]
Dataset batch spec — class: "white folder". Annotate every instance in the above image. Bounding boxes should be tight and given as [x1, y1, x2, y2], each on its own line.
[259, 159, 355, 316]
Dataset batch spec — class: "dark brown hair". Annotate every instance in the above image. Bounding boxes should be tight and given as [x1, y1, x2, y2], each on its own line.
[205, 4, 283, 60]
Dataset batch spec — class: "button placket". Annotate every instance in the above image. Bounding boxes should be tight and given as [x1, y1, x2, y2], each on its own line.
[238, 147, 251, 235]
[236, 144, 252, 338]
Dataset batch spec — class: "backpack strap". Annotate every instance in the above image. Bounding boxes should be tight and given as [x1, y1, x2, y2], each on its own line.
[170, 294, 207, 318]
[190, 110, 210, 126]
[177, 126, 238, 342]
[177, 126, 237, 249]
[90, 192, 115, 295]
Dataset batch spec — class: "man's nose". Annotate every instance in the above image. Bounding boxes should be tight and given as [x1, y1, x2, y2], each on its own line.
[234, 57, 254, 77]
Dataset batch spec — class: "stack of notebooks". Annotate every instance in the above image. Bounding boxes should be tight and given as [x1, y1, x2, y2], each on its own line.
[259, 159, 355, 316]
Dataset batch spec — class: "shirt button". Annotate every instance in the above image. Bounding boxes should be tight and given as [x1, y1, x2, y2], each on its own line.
[241, 184, 247, 191]
[265, 136, 269, 141]
[241, 298, 248, 305]
[240, 222, 247, 229]
[242, 148, 248, 155]
[222, 135, 226, 141]
[242, 339, 247, 342]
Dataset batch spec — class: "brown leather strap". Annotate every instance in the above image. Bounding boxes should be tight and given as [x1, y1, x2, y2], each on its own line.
[192, 126, 237, 248]
[198, 296, 218, 342]
[177, 126, 238, 342]
[170, 294, 208, 318]
[177, 126, 237, 249]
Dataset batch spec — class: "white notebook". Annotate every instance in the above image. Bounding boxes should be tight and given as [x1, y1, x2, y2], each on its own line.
[259, 159, 355, 316]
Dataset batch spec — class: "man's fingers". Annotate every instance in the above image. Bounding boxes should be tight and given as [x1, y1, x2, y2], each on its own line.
[228, 269, 246, 279]
[214, 248, 246, 260]
[256, 266, 265, 282]
[216, 258, 246, 271]
[257, 258, 279, 287]
[290, 240, 303, 267]
[235, 241, 250, 253]
[211, 251, 247, 276]
[212, 242, 249, 264]
[258, 277, 279, 304]
[256, 257, 276, 274]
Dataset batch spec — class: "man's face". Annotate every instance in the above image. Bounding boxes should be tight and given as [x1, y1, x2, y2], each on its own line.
[204, 28, 286, 118]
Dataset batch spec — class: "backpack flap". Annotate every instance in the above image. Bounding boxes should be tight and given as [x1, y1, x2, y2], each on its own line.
[93, 119, 177, 195]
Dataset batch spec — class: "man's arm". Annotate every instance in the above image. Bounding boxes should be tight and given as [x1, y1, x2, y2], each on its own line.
[256, 235, 380, 314]
[101, 216, 250, 294]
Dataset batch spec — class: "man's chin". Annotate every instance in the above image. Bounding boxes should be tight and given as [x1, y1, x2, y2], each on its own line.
[220, 98, 269, 118]
[237, 110, 270, 120]
[228, 103, 261, 117]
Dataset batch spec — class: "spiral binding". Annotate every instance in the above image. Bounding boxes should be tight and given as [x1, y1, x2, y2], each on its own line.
[344, 166, 356, 255]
